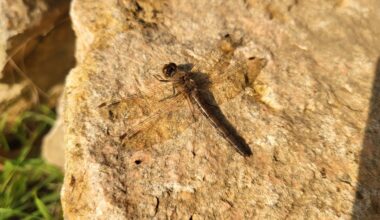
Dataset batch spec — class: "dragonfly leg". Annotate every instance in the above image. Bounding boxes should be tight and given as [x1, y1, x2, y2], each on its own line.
[154, 74, 173, 83]
[171, 84, 176, 96]
[159, 88, 181, 102]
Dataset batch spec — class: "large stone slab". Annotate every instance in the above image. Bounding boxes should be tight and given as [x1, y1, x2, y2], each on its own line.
[61, 0, 380, 219]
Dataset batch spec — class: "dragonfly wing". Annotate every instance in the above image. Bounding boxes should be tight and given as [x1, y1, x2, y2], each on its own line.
[123, 92, 187, 140]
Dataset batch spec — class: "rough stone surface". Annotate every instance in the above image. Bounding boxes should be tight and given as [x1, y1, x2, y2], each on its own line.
[0, 0, 74, 125]
[62, 0, 380, 219]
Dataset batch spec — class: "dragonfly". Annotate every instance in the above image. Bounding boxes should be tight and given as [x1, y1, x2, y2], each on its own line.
[152, 62, 252, 156]
[99, 35, 260, 156]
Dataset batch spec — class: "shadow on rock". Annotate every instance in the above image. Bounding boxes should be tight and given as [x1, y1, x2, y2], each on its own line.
[353, 57, 380, 219]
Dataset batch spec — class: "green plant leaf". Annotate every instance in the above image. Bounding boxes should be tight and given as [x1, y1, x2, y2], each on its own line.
[1, 105, 62, 219]
[0, 207, 25, 219]
[34, 192, 52, 220]
[0, 114, 10, 151]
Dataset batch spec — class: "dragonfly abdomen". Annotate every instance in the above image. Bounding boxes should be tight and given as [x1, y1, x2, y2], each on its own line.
[190, 89, 252, 156]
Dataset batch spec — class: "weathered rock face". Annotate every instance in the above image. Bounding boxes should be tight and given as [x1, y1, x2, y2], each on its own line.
[61, 0, 380, 219]
[0, 0, 74, 125]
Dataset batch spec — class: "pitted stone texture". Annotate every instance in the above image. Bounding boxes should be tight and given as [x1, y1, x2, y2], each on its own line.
[61, 0, 380, 219]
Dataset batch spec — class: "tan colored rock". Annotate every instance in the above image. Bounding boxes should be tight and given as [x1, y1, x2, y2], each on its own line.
[62, 0, 380, 219]
[42, 87, 65, 169]
[42, 115, 65, 168]
[0, 0, 74, 125]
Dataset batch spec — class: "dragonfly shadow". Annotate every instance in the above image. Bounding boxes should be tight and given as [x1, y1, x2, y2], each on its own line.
[352, 57, 380, 218]
[177, 63, 194, 72]
[182, 63, 253, 156]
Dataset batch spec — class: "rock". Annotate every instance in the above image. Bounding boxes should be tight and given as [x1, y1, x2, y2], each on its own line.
[42, 114, 65, 169]
[0, 0, 74, 126]
[61, 0, 380, 219]
[42, 87, 65, 169]
[0, 0, 74, 168]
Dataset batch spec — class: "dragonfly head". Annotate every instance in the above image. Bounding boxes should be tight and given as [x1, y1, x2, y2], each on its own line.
[162, 63, 177, 78]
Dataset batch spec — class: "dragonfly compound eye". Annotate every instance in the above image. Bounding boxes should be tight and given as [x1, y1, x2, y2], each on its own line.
[162, 63, 177, 77]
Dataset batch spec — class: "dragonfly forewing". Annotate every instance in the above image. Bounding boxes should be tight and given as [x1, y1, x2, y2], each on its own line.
[99, 90, 198, 150]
